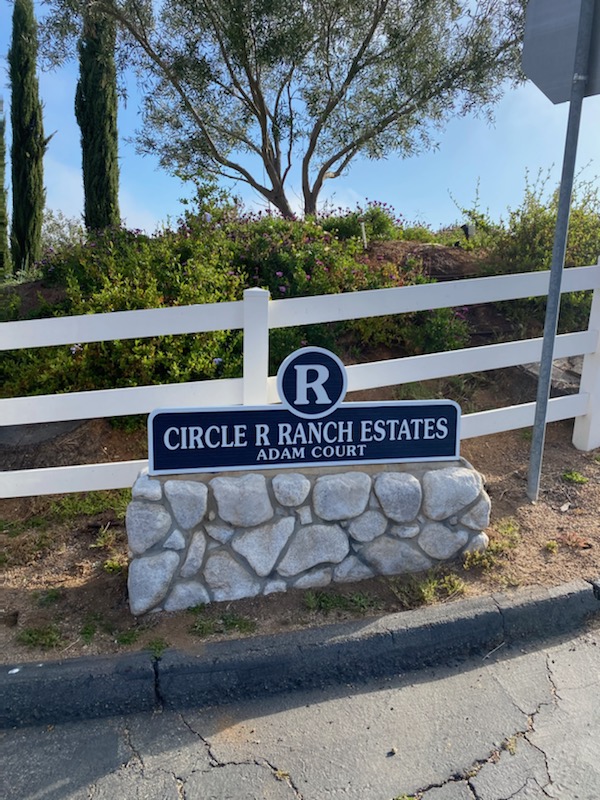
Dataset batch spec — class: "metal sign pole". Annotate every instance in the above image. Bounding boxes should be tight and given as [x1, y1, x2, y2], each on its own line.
[527, 0, 596, 501]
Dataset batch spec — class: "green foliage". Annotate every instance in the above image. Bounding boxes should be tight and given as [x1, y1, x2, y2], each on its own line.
[9, 0, 47, 273]
[387, 569, 465, 609]
[17, 624, 63, 650]
[349, 261, 470, 355]
[76, 4, 120, 230]
[189, 605, 257, 637]
[42, 209, 85, 253]
[146, 638, 168, 658]
[463, 518, 520, 571]
[320, 201, 402, 242]
[36, 588, 62, 607]
[303, 590, 382, 615]
[562, 470, 588, 485]
[1, 207, 474, 399]
[485, 171, 600, 333]
[49, 489, 130, 521]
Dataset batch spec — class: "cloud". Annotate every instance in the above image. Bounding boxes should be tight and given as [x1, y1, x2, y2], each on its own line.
[44, 156, 84, 221]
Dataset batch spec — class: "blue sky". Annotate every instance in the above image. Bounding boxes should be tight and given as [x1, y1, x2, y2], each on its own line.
[1, 2, 599, 234]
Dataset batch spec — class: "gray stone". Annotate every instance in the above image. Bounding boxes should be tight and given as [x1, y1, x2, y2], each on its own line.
[204, 552, 261, 601]
[272, 473, 311, 506]
[277, 524, 349, 576]
[297, 506, 312, 525]
[126, 501, 172, 556]
[263, 579, 287, 595]
[459, 493, 491, 530]
[374, 473, 422, 522]
[348, 510, 388, 542]
[421, 783, 475, 800]
[232, 517, 295, 577]
[132, 472, 162, 502]
[210, 474, 273, 527]
[391, 523, 421, 539]
[294, 568, 332, 589]
[163, 529, 186, 550]
[180, 531, 207, 578]
[422, 467, 483, 520]
[361, 537, 433, 575]
[164, 480, 208, 530]
[205, 523, 234, 544]
[333, 555, 374, 583]
[463, 531, 490, 553]
[128, 551, 179, 615]
[419, 523, 469, 560]
[164, 581, 210, 611]
[313, 473, 371, 520]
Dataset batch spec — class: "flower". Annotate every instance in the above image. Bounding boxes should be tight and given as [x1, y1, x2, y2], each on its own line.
[279, 286, 287, 293]
[275, 271, 283, 277]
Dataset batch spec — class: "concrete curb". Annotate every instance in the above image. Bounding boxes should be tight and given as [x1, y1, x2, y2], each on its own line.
[2, 579, 599, 729]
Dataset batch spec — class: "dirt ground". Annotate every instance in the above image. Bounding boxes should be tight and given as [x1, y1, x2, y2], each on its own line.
[1, 398, 598, 666]
[1, 241, 598, 665]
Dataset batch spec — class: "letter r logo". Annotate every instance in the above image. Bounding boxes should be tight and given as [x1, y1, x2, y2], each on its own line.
[277, 347, 347, 419]
[293, 364, 331, 405]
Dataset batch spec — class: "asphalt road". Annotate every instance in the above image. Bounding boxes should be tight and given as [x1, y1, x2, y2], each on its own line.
[2, 623, 599, 800]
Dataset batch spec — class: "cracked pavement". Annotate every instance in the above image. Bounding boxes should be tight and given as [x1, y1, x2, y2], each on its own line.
[2, 626, 599, 800]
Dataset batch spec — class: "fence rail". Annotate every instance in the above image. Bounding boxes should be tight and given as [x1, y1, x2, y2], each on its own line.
[1, 262, 599, 498]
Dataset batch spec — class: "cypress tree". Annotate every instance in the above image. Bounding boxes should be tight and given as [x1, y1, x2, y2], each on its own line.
[0, 98, 10, 277]
[9, 0, 46, 273]
[75, 4, 120, 231]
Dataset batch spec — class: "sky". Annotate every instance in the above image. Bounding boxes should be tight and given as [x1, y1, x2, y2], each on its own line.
[1, 3, 600, 234]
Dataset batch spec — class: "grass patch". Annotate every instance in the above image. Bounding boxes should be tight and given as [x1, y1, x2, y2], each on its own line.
[115, 629, 141, 646]
[80, 620, 97, 644]
[0, 516, 47, 537]
[387, 569, 465, 609]
[102, 556, 126, 574]
[464, 517, 520, 571]
[146, 638, 169, 658]
[49, 489, 130, 522]
[545, 540, 559, 554]
[304, 590, 382, 615]
[36, 588, 62, 607]
[17, 624, 63, 650]
[189, 607, 257, 638]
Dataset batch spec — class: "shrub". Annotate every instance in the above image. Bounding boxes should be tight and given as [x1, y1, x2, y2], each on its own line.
[485, 171, 600, 333]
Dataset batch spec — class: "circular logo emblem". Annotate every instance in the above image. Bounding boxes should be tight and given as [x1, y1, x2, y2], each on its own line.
[277, 347, 348, 419]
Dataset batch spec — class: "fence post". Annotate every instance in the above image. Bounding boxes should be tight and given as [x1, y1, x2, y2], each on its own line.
[243, 287, 270, 405]
[572, 268, 600, 451]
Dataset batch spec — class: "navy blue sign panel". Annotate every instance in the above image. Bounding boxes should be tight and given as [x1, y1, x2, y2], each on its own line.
[277, 347, 347, 419]
[148, 401, 460, 475]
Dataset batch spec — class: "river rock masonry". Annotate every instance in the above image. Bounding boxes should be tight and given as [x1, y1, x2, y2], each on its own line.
[125, 461, 490, 615]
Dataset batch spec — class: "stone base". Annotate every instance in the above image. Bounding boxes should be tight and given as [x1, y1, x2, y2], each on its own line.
[125, 461, 490, 615]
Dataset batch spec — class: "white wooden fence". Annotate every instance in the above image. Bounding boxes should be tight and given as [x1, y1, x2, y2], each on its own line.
[1, 262, 599, 498]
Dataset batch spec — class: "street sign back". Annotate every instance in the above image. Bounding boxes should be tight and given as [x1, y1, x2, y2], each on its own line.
[522, 0, 600, 104]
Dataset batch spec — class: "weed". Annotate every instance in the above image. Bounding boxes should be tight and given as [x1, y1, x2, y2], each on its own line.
[190, 609, 257, 637]
[387, 569, 465, 609]
[116, 629, 141, 646]
[303, 590, 382, 615]
[50, 490, 130, 522]
[17, 625, 63, 650]
[0, 516, 47, 537]
[521, 428, 533, 441]
[146, 638, 168, 658]
[503, 736, 518, 755]
[545, 540, 559, 554]
[90, 522, 117, 550]
[562, 470, 588, 485]
[80, 621, 97, 644]
[103, 557, 126, 574]
[36, 588, 62, 607]
[220, 612, 256, 633]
